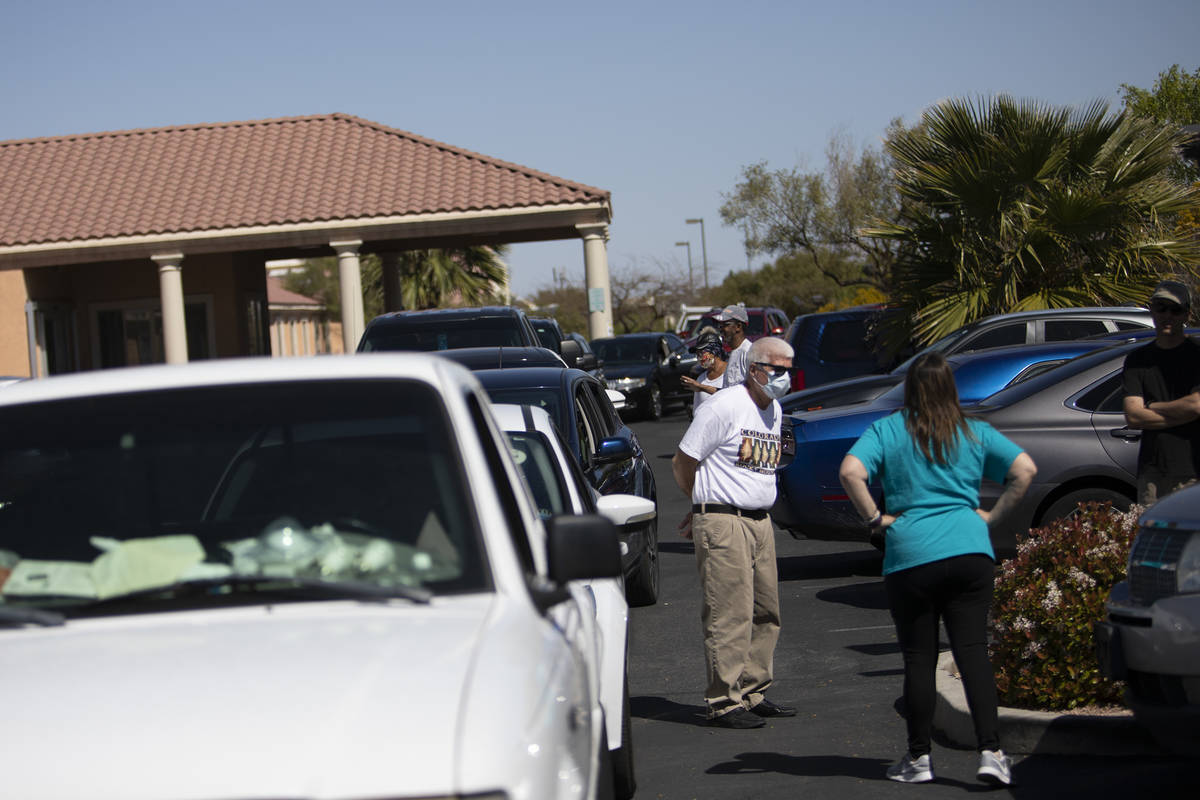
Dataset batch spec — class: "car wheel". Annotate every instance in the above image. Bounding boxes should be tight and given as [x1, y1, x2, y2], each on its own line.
[611, 674, 636, 800]
[1039, 487, 1132, 526]
[625, 519, 659, 607]
[645, 384, 662, 421]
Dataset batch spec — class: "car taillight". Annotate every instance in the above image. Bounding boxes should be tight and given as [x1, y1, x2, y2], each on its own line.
[791, 369, 805, 392]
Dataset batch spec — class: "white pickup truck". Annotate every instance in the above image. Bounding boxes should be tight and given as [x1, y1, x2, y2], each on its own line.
[0, 354, 629, 800]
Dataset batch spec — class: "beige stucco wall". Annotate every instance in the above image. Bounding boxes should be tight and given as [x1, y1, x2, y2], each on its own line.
[18, 252, 270, 371]
[0, 270, 30, 377]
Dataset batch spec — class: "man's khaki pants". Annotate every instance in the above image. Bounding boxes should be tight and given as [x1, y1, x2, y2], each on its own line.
[693, 511, 781, 717]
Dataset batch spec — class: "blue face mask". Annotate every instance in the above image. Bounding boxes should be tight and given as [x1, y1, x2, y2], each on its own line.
[764, 369, 791, 400]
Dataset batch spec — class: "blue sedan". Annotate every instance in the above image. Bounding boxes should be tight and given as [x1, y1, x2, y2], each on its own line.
[771, 338, 1123, 550]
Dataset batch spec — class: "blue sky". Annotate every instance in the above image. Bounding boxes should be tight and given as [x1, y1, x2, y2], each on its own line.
[2, 0, 1197, 297]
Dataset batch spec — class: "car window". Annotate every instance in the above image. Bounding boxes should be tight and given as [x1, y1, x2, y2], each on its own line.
[1114, 320, 1148, 331]
[505, 431, 570, 519]
[574, 391, 596, 466]
[959, 323, 1026, 352]
[817, 320, 874, 363]
[361, 317, 525, 351]
[1071, 373, 1125, 413]
[0, 380, 486, 605]
[582, 381, 617, 436]
[1044, 319, 1109, 341]
[666, 333, 685, 353]
[593, 338, 656, 363]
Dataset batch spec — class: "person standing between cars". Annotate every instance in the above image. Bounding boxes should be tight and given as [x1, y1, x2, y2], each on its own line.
[1121, 279, 1200, 505]
[838, 352, 1036, 785]
[716, 305, 753, 387]
[671, 336, 797, 729]
[681, 331, 727, 412]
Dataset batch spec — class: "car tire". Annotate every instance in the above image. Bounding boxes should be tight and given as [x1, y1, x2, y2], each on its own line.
[611, 674, 636, 800]
[625, 519, 659, 607]
[645, 384, 663, 421]
[1039, 487, 1132, 526]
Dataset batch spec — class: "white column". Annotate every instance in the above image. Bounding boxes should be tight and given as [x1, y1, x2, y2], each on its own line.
[578, 224, 614, 339]
[332, 239, 365, 352]
[152, 253, 188, 364]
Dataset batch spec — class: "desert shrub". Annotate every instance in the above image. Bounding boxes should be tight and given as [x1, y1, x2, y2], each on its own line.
[990, 502, 1140, 710]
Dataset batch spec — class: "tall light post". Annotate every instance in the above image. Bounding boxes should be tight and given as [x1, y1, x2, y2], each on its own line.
[674, 241, 693, 285]
[685, 218, 708, 288]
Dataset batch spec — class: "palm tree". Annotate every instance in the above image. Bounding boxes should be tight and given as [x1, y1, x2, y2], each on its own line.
[396, 245, 510, 310]
[866, 95, 1200, 347]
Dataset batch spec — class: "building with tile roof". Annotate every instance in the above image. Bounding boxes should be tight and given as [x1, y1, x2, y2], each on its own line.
[0, 113, 613, 376]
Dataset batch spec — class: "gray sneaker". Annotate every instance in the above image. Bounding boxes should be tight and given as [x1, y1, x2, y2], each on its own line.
[977, 749, 1011, 785]
[886, 752, 933, 783]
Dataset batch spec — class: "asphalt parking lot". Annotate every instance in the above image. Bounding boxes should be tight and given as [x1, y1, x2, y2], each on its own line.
[624, 414, 1192, 799]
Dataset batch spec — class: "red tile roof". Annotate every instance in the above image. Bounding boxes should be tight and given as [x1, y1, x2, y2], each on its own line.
[0, 113, 610, 247]
[266, 275, 322, 307]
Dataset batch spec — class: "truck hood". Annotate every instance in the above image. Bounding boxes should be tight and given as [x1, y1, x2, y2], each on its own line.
[0, 598, 493, 800]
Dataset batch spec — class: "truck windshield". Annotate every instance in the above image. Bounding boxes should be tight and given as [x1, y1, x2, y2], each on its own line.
[0, 380, 486, 611]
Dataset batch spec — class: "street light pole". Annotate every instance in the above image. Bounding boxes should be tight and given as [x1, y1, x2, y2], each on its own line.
[685, 218, 708, 288]
[674, 241, 693, 285]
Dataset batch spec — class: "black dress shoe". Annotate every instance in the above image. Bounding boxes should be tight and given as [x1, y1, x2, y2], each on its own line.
[708, 708, 766, 729]
[749, 699, 796, 718]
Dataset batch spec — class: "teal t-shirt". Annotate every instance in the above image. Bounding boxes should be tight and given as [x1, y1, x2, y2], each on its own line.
[847, 412, 1023, 575]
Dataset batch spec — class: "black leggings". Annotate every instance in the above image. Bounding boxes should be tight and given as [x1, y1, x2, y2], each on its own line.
[885, 554, 999, 756]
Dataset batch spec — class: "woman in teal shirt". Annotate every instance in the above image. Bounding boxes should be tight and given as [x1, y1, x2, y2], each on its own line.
[839, 352, 1036, 786]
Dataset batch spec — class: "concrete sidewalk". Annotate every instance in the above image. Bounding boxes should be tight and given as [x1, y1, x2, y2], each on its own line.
[932, 651, 1167, 756]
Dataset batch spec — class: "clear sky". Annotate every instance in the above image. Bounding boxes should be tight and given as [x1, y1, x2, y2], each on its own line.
[2, 0, 1196, 298]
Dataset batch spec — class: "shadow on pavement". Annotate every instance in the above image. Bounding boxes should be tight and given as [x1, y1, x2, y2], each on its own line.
[630, 695, 709, 727]
[658, 540, 695, 555]
[776, 549, 882, 582]
[815, 580, 890, 610]
[706, 751, 894, 781]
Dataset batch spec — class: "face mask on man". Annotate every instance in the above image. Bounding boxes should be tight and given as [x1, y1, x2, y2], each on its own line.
[763, 369, 791, 400]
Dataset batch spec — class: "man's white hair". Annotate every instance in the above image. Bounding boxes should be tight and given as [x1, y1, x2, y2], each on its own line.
[748, 336, 794, 363]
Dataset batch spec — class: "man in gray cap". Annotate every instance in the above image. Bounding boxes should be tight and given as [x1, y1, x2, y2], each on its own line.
[1122, 279, 1200, 504]
[715, 304, 753, 387]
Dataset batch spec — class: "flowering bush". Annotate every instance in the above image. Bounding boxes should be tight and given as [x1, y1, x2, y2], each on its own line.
[989, 502, 1140, 710]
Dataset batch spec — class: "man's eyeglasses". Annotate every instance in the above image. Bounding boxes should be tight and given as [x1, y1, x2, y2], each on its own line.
[751, 362, 790, 377]
[1151, 301, 1187, 315]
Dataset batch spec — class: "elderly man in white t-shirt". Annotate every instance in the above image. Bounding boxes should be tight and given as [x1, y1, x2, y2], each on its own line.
[671, 335, 796, 729]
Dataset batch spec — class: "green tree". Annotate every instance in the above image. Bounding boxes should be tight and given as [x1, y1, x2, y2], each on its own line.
[395, 246, 510, 310]
[282, 246, 510, 319]
[866, 95, 1200, 349]
[1121, 64, 1200, 185]
[719, 128, 904, 292]
[1121, 64, 1200, 119]
[712, 250, 862, 318]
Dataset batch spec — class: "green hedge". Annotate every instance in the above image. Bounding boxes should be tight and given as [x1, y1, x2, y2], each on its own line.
[990, 502, 1140, 710]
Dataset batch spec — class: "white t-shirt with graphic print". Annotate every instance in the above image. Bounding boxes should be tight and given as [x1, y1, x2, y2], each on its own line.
[678, 384, 782, 510]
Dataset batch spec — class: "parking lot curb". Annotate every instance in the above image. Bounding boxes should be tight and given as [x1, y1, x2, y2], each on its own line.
[932, 651, 1167, 756]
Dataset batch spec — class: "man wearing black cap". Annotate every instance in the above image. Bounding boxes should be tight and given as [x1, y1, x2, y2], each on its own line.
[681, 331, 727, 412]
[1122, 279, 1200, 504]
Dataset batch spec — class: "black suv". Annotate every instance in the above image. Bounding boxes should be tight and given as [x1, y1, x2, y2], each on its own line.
[591, 332, 695, 420]
[358, 306, 542, 352]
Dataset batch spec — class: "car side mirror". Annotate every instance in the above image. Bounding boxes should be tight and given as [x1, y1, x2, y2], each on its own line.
[560, 339, 582, 366]
[669, 355, 680, 367]
[531, 513, 622, 611]
[595, 494, 656, 530]
[575, 353, 598, 371]
[595, 435, 635, 464]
